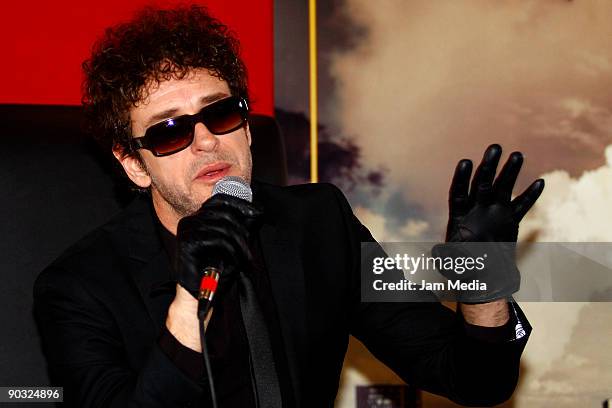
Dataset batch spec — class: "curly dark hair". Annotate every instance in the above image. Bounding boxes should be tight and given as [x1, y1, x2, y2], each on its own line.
[82, 4, 248, 158]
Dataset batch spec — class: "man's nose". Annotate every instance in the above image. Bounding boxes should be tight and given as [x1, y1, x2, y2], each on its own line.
[191, 122, 219, 152]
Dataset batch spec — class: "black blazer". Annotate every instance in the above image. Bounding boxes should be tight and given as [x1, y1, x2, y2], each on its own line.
[34, 182, 529, 407]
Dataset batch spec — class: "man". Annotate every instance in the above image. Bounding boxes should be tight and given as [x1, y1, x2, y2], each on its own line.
[34, 5, 544, 407]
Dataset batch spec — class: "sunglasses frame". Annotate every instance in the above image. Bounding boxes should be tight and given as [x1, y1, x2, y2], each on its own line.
[132, 96, 249, 157]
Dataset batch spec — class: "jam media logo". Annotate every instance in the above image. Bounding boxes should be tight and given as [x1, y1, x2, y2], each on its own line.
[370, 278, 488, 292]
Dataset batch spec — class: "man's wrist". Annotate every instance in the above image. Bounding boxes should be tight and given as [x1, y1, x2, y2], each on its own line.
[460, 299, 509, 327]
[166, 284, 203, 352]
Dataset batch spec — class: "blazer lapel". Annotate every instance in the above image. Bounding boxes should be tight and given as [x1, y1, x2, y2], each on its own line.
[255, 183, 307, 407]
[129, 251, 175, 333]
[119, 196, 175, 336]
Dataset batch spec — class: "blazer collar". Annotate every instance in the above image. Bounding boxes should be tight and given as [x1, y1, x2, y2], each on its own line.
[118, 195, 174, 331]
[122, 194, 164, 262]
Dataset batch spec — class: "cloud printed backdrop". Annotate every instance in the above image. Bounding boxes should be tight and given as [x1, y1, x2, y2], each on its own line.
[288, 1, 612, 406]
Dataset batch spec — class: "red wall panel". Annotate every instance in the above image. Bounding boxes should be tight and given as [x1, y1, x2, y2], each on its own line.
[1, 1, 273, 115]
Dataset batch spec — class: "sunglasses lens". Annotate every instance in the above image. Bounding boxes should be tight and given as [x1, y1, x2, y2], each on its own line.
[146, 119, 194, 156]
[137, 97, 247, 156]
[204, 98, 246, 135]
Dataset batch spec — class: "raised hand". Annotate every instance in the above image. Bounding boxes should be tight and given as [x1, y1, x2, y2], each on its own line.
[445, 144, 544, 243]
[434, 144, 545, 303]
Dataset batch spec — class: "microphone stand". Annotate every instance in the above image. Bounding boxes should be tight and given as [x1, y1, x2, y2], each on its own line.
[198, 267, 221, 408]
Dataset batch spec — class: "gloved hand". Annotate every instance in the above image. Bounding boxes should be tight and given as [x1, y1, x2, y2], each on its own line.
[175, 193, 263, 301]
[433, 144, 545, 302]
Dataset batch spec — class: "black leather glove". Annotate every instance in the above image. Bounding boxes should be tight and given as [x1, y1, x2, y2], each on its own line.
[433, 144, 545, 302]
[444, 144, 544, 243]
[175, 193, 263, 300]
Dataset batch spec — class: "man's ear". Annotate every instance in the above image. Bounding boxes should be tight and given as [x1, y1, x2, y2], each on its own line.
[245, 122, 252, 147]
[112, 143, 152, 188]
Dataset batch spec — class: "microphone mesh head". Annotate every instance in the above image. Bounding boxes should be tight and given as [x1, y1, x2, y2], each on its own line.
[212, 176, 253, 203]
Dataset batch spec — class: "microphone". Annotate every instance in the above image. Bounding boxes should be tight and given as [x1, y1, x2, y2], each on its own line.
[197, 176, 253, 320]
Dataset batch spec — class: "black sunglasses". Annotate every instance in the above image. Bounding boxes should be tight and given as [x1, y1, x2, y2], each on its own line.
[132, 96, 249, 157]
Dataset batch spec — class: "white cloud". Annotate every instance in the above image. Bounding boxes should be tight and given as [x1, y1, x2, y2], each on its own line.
[354, 206, 388, 240]
[398, 219, 429, 239]
[520, 145, 612, 242]
[576, 51, 612, 77]
[354, 205, 429, 241]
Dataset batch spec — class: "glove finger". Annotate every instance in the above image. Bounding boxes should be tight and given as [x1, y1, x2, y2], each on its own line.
[511, 178, 545, 221]
[202, 193, 263, 220]
[493, 151, 523, 203]
[181, 222, 252, 264]
[448, 159, 473, 218]
[470, 144, 502, 205]
[178, 209, 252, 245]
[208, 223, 252, 264]
[182, 232, 252, 278]
[193, 211, 251, 239]
[175, 251, 203, 296]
